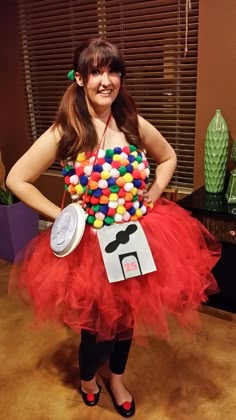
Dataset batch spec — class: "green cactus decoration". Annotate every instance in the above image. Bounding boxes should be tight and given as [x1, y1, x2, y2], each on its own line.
[204, 109, 229, 193]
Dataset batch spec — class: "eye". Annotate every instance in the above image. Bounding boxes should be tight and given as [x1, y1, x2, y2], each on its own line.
[110, 68, 122, 76]
[90, 68, 101, 76]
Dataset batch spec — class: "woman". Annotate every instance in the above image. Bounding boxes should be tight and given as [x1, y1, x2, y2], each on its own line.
[6, 38, 221, 418]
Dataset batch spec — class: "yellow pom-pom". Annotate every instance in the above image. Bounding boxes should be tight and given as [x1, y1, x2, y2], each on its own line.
[76, 152, 86, 162]
[130, 151, 138, 157]
[131, 187, 138, 195]
[113, 154, 121, 161]
[132, 161, 139, 169]
[94, 219, 103, 229]
[75, 184, 84, 194]
[116, 205, 126, 215]
[109, 193, 118, 202]
[135, 208, 142, 218]
[101, 170, 110, 180]
[123, 173, 133, 183]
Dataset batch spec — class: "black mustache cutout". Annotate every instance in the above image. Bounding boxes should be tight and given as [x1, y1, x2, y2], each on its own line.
[105, 224, 138, 253]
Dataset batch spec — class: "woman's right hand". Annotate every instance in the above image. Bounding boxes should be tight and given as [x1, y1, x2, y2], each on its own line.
[6, 125, 62, 220]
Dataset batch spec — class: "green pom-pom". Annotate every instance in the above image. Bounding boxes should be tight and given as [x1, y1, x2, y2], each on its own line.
[119, 166, 127, 175]
[65, 164, 73, 171]
[64, 185, 69, 192]
[132, 194, 138, 201]
[105, 149, 114, 157]
[92, 204, 100, 212]
[136, 156, 142, 163]
[88, 188, 93, 195]
[87, 215, 95, 225]
[110, 185, 119, 193]
[104, 216, 114, 225]
[130, 145, 136, 152]
[67, 69, 75, 81]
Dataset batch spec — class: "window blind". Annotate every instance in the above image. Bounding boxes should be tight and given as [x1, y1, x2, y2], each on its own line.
[17, 0, 198, 190]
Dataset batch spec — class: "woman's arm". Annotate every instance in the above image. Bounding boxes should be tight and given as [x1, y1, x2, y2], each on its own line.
[6, 125, 62, 220]
[138, 115, 177, 203]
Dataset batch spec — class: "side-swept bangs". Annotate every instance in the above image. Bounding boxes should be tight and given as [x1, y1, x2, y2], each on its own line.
[74, 38, 126, 83]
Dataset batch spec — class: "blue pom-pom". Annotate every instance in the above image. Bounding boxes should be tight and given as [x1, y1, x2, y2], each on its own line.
[68, 168, 76, 176]
[106, 156, 113, 164]
[93, 188, 103, 198]
[93, 164, 103, 172]
[80, 175, 88, 186]
[107, 177, 116, 186]
[133, 179, 142, 188]
[113, 147, 122, 154]
[128, 155, 136, 163]
[128, 207, 136, 215]
[126, 164, 133, 173]
[62, 168, 68, 176]
[100, 204, 109, 214]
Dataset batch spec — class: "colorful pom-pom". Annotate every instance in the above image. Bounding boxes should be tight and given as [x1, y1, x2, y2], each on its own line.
[113, 154, 121, 161]
[109, 193, 118, 202]
[123, 173, 133, 183]
[75, 184, 84, 195]
[114, 213, 123, 222]
[76, 152, 86, 162]
[116, 205, 126, 215]
[124, 182, 134, 192]
[94, 219, 103, 229]
[101, 170, 111, 180]
[95, 212, 105, 221]
[98, 179, 108, 189]
[100, 195, 109, 204]
[63, 144, 151, 228]
[116, 177, 126, 188]
[98, 149, 105, 158]
[70, 174, 79, 185]
[105, 149, 114, 157]
[80, 175, 88, 186]
[104, 216, 114, 225]
[87, 215, 95, 225]
[123, 211, 131, 221]
[119, 166, 127, 176]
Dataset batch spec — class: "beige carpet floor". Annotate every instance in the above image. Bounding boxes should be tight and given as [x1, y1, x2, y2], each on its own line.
[0, 259, 235, 420]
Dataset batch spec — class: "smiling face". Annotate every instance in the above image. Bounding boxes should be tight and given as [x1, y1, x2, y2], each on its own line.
[77, 65, 121, 115]
[74, 39, 125, 116]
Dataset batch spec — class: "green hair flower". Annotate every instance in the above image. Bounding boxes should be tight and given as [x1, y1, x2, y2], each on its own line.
[67, 69, 75, 81]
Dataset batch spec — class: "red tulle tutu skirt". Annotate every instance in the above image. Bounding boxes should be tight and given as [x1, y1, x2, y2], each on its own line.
[9, 198, 221, 342]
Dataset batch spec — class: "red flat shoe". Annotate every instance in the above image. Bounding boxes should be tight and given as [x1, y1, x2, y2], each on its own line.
[79, 383, 102, 407]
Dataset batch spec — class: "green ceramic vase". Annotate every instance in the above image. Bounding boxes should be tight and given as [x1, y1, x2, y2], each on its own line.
[204, 109, 229, 193]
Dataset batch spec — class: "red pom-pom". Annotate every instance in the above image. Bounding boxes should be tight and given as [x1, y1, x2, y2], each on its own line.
[107, 207, 116, 216]
[118, 188, 126, 198]
[91, 172, 101, 182]
[123, 146, 130, 155]
[91, 196, 100, 204]
[125, 201, 133, 210]
[87, 393, 95, 402]
[132, 169, 141, 179]
[88, 208, 95, 215]
[75, 166, 84, 177]
[111, 161, 121, 169]
[122, 401, 131, 410]
[102, 188, 111, 196]
[64, 175, 71, 185]
[96, 158, 105, 165]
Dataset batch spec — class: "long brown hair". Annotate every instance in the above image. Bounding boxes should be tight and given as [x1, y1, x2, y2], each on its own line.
[55, 38, 142, 161]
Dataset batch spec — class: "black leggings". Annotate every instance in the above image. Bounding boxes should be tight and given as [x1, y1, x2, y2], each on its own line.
[79, 330, 132, 381]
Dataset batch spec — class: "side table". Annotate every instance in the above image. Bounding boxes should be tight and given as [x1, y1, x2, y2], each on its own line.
[178, 186, 236, 313]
